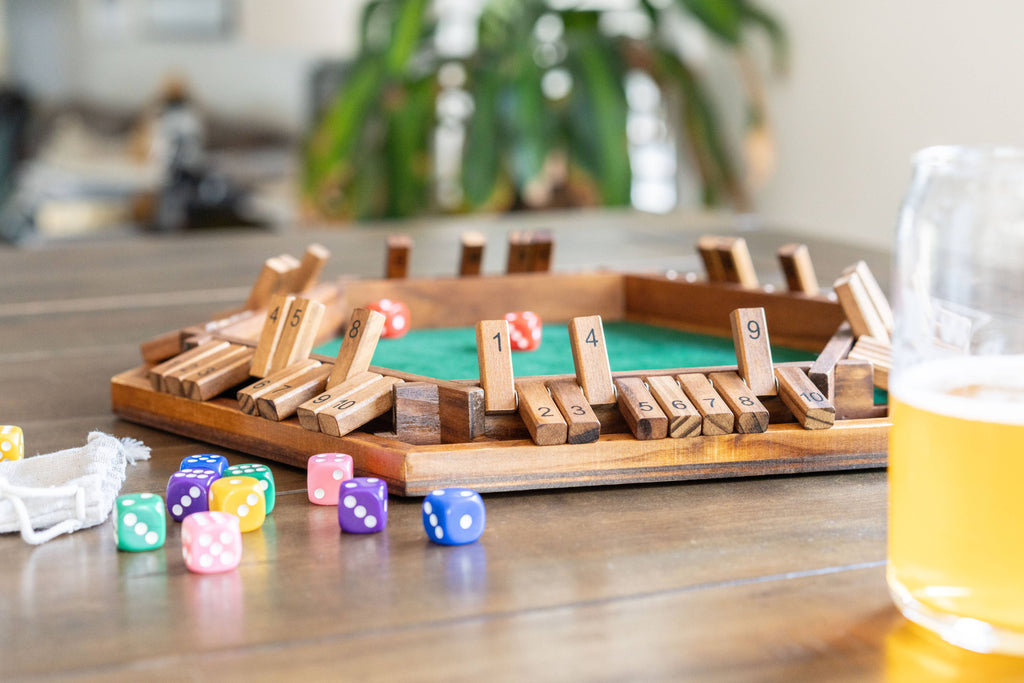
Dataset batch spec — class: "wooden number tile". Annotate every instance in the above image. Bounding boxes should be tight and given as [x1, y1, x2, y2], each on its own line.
[476, 320, 517, 413]
[676, 373, 735, 436]
[515, 381, 568, 446]
[833, 272, 889, 343]
[730, 308, 776, 396]
[181, 345, 255, 402]
[243, 256, 294, 310]
[614, 377, 668, 441]
[385, 234, 412, 279]
[808, 322, 855, 400]
[297, 371, 383, 431]
[237, 358, 321, 416]
[328, 308, 386, 388]
[256, 364, 332, 422]
[317, 376, 403, 437]
[527, 230, 553, 272]
[268, 298, 326, 374]
[285, 243, 330, 293]
[459, 231, 485, 276]
[707, 371, 769, 434]
[439, 384, 485, 444]
[547, 379, 600, 444]
[568, 315, 616, 406]
[848, 336, 891, 390]
[833, 359, 876, 420]
[717, 236, 758, 288]
[844, 261, 894, 334]
[645, 375, 701, 438]
[697, 235, 726, 282]
[775, 366, 835, 430]
[147, 339, 230, 392]
[777, 243, 819, 296]
[394, 382, 441, 445]
[506, 231, 531, 274]
[249, 294, 295, 378]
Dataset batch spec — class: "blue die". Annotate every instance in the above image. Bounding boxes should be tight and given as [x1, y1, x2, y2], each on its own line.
[422, 488, 486, 545]
[180, 453, 228, 475]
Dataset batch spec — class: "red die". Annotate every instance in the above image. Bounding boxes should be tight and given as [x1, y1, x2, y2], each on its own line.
[504, 311, 542, 351]
[367, 299, 411, 338]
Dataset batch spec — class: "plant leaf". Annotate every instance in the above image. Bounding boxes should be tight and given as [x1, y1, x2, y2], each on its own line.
[678, 0, 742, 44]
[462, 66, 506, 209]
[740, 1, 789, 73]
[385, 0, 430, 75]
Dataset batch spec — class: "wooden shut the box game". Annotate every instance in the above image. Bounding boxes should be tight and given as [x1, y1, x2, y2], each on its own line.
[111, 233, 893, 495]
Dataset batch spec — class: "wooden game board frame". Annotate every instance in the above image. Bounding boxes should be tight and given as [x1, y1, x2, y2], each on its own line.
[111, 271, 890, 496]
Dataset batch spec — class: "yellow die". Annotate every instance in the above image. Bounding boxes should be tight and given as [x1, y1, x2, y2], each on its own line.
[0, 426, 23, 461]
[209, 476, 266, 533]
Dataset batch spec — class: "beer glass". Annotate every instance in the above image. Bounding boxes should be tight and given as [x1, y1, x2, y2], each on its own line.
[889, 145, 1024, 653]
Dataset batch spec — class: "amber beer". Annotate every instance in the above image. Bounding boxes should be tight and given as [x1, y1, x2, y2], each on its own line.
[888, 356, 1024, 637]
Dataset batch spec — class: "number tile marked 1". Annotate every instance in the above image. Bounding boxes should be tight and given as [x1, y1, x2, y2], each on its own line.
[476, 320, 517, 414]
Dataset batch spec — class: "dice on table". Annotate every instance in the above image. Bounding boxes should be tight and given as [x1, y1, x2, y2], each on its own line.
[180, 453, 228, 475]
[422, 488, 486, 546]
[182, 511, 242, 573]
[338, 477, 388, 534]
[0, 425, 23, 461]
[224, 463, 276, 513]
[307, 453, 353, 505]
[209, 475, 266, 532]
[504, 311, 541, 351]
[367, 298, 411, 338]
[114, 493, 166, 551]
[166, 468, 220, 521]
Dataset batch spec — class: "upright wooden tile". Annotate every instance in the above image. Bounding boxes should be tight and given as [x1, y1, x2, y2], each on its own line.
[439, 384, 485, 444]
[644, 374, 701, 438]
[256, 364, 333, 422]
[614, 377, 668, 441]
[568, 315, 616, 406]
[476, 320, 517, 413]
[730, 307, 776, 396]
[707, 371, 769, 434]
[286, 243, 330, 293]
[808, 322, 855, 400]
[516, 381, 568, 446]
[848, 336, 891, 390]
[834, 272, 890, 343]
[677, 373, 734, 436]
[697, 235, 726, 282]
[528, 230, 553, 272]
[547, 379, 600, 444]
[844, 261, 893, 334]
[775, 366, 835, 430]
[459, 231, 485, 276]
[268, 298, 326, 374]
[317, 376, 403, 437]
[506, 231, 531, 274]
[243, 256, 293, 310]
[297, 371, 383, 431]
[328, 308, 386, 388]
[833, 358, 876, 420]
[237, 358, 321, 416]
[394, 382, 441, 445]
[249, 294, 295, 378]
[385, 235, 412, 278]
[717, 237, 758, 288]
[777, 243, 819, 295]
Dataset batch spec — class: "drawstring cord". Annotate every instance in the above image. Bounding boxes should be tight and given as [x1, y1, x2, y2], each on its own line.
[0, 479, 86, 545]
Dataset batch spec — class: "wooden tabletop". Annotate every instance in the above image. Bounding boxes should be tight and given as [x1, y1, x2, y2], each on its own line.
[3, 210, 1021, 681]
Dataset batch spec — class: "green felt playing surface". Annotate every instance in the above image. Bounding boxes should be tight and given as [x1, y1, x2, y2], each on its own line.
[314, 321, 817, 381]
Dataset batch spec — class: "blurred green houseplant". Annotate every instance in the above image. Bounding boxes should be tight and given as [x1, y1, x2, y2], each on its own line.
[303, 0, 785, 221]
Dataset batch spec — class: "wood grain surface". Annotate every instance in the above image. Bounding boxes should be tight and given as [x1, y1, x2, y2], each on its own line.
[2, 210, 979, 682]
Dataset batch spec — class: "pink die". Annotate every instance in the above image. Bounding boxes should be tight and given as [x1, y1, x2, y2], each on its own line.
[307, 453, 353, 505]
[182, 511, 241, 574]
[504, 311, 542, 351]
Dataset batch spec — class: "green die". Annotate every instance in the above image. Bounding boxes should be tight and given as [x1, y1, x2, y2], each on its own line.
[224, 463, 276, 513]
[114, 493, 166, 552]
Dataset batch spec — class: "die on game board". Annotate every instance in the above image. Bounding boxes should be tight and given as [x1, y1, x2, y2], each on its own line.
[307, 453, 353, 505]
[209, 476, 266, 532]
[422, 488, 486, 546]
[504, 311, 542, 351]
[166, 468, 220, 521]
[0, 425, 23, 461]
[338, 477, 388, 534]
[114, 493, 166, 551]
[367, 298, 411, 338]
[180, 453, 228, 475]
[182, 511, 242, 573]
[224, 463, 276, 513]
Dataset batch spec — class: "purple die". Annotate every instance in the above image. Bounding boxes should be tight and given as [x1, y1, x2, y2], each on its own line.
[180, 453, 228, 475]
[337, 477, 388, 534]
[166, 468, 220, 521]
[422, 488, 486, 546]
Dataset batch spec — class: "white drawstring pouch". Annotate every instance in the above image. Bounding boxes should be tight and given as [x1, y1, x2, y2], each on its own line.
[0, 431, 151, 545]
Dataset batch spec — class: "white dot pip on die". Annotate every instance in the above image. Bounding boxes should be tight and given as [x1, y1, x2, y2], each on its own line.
[460, 514, 473, 529]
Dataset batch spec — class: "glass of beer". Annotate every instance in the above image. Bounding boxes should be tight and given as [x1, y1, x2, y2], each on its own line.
[889, 145, 1024, 654]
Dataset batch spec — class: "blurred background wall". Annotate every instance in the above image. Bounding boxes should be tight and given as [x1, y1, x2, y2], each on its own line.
[2, 0, 1023, 248]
